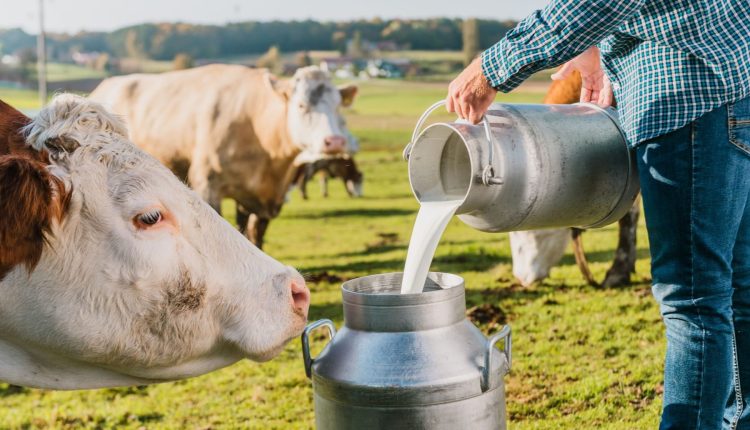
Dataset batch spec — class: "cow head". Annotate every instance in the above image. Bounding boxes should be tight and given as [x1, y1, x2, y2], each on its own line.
[270, 66, 357, 157]
[0, 95, 310, 389]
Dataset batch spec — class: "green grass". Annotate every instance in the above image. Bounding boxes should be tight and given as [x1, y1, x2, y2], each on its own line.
[44, 63, 107, 82]
[0, 79, 663, 429]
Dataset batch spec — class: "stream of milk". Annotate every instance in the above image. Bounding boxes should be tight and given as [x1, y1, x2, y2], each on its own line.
[400, 200, 462, 294]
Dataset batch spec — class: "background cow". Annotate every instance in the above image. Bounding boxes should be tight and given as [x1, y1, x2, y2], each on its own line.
[509, 71, 641, 287]
[90, 64, 358, 248]
[290, 155, 364, 199]
[0, 95, 310, 390]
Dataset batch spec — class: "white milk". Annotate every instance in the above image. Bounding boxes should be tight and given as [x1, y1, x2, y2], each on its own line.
[400, 200, 462, 294]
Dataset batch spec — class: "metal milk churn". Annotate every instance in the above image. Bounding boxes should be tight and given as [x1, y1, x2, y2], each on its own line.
[301, 272, 511, 430]
[404, 101, 640, 232]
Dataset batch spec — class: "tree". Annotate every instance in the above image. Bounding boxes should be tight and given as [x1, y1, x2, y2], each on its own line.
[173, 53, 194, 70]
[124, 29, 144, 58]
[94, 52, 111, 72]
[256, 45, 281, 73]
[17, 47, 37, 83]
[462, 18, 479, 66]
[349, 30, 365, 59]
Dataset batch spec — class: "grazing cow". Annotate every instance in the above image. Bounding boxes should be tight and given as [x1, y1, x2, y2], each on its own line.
[509, 71, 641, 287]
[0, 95, 310, 390]
[90, 64, 358, 248]
[291, 155, 364, 199]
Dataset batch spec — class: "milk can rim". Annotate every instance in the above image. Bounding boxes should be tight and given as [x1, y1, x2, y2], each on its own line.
[341, 272, 465, 306]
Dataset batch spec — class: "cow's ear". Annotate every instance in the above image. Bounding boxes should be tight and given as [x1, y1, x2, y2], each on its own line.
[0, 155, 69, 277]
[338, 85, 358, 107]
[41, 135, 81, 161]
[265, 72, 292, 101]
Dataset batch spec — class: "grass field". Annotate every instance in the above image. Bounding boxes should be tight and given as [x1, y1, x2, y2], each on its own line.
[0, 79, 663, 429]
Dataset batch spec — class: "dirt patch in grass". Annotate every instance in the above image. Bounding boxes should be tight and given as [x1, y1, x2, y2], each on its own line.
[467, 303, 507, 329]
[304, 271, 347, 284]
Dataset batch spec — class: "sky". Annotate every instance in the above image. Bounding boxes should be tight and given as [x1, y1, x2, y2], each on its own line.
[2, 0, 551, 34]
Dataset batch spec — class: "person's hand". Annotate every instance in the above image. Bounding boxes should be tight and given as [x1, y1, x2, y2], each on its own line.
[447, 57, 497, 124]
[551, 46, 613, 108]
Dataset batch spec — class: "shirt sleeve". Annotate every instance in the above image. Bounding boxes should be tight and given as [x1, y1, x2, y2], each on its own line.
[482, 0, 646, 92]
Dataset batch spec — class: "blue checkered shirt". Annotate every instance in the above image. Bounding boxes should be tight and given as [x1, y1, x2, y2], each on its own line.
[481, 0, 750, 145]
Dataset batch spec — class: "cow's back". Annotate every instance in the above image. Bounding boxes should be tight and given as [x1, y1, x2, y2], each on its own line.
[90, 65, 275, 178]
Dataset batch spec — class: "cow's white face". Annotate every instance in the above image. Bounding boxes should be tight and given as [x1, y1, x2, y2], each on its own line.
[0, 95, 310, 389]
[284, 66, 357, 157]
[509, 229, 570, 286]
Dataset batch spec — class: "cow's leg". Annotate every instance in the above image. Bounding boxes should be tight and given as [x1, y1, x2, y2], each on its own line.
[320, 172, 330, 198]
[571, 228, 598, 287]
[343, 177, 354, 197]
[237, 205, 251, 234]
[299, 170, 310, 200]
[602, 199, 641, 287]
[246, 214, 270, 249]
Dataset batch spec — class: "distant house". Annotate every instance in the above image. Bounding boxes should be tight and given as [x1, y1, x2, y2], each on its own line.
[1, 55, 19, 66]
[375, 41, 400, 52]
[365, 59, 411, 79]
[72, 51, 103, 67]
[320, 57, 360, 79]
[320, 57, 413, 79]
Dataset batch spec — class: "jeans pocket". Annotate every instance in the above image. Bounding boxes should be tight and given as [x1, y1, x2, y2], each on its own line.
[728, 97, 750, 157]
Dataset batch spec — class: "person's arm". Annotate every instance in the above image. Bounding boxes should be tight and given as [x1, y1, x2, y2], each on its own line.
[483, 0, 645, 92]
[448, 0, 645, 123]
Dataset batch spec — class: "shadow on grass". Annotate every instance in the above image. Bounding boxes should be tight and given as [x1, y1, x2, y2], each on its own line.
[0, 384, 27, 397]
[287, 207, 414, 219]
[301, 250, 511, 276]
[300, 257, 405, 274]
[559, 248, 651, 266]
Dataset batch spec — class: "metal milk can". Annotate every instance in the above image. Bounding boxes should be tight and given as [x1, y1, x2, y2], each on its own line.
[301, 272, 511, 430]
[404, 101, 640, 232]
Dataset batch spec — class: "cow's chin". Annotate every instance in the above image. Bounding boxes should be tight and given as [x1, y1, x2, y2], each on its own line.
[224, 309, 307, 363]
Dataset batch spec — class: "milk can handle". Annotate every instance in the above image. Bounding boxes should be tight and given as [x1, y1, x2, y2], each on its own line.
[301, 319, 337, 379]
[481, 325, 512, 392]
[403, 100, 502, 186]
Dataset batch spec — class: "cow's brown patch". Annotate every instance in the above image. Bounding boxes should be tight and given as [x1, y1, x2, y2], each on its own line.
[0, 100, 70, 281]
[543, 70, 582, 105]
[0, 100, 46, 162]
[0, 156, 70, 280]
[165, 271, 206, 312]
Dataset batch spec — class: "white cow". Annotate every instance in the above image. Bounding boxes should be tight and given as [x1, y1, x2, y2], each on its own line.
[0, 94, 310, 390]
[90, 65, 359, 248]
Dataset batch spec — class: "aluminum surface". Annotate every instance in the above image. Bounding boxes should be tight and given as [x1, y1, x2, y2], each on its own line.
[302, 272, 510, 430]
[407, 102, 640, 233]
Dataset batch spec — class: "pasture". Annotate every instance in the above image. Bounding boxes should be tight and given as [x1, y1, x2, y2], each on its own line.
[0, 79, 662, 429]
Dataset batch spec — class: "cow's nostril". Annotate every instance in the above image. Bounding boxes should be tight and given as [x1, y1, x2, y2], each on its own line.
[290, 279, 310, 315]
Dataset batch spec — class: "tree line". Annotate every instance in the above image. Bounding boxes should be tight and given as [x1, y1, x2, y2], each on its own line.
[0, 18, 516, 62]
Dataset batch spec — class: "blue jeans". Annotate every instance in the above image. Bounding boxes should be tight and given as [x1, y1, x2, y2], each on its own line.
[637, 96, 750, 429]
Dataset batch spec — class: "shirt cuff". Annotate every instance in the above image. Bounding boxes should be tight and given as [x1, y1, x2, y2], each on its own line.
[481, 42, 526, 93]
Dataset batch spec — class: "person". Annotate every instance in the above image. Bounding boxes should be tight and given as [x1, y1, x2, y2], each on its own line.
[447, 2, 750, 429]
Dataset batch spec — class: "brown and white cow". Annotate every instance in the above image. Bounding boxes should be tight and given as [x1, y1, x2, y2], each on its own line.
[0, 94, 310, 390]
[509, 71, 640, 287]
[90, 64, 358, 248]
[290, 155, 364, 200]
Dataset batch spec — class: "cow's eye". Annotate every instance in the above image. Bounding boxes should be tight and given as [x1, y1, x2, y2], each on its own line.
[135, 210, 163, 228]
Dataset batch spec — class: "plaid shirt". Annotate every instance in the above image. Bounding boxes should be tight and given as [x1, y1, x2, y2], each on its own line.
[481, 0, 750, 145]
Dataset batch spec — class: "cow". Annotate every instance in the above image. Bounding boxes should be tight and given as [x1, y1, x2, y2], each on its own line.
[90, 64, 358, 248]
[290, 155, 364, 200]
[0, 94, 310, 390]
[509, 71, 641, 287]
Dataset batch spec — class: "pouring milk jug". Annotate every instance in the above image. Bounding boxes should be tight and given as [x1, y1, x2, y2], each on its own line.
[404, 100, 640, 233]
